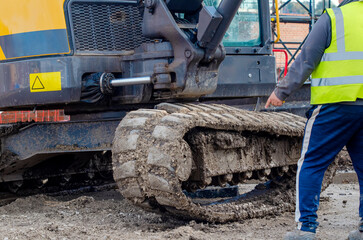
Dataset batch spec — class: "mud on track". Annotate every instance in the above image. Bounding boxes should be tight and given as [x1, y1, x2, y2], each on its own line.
[0, 182, 359, 240]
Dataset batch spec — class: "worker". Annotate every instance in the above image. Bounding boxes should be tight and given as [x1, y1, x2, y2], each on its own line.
[265, 1, 363, 239]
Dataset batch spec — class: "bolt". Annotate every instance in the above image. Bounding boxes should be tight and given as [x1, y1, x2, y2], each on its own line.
[185, 50, 192, 58]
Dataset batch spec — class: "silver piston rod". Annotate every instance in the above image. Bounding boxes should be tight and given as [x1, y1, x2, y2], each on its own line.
[111, 76, 152, 87]
[100, 73, 152, 94]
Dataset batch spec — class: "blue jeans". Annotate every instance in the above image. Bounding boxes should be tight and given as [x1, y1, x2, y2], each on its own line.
[295, 104, 363, 233]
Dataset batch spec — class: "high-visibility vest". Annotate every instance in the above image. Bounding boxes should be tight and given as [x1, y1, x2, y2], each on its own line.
[310, 2, 363, 105]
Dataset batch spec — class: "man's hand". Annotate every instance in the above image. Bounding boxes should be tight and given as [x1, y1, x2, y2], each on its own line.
[265, 92, 284, 108]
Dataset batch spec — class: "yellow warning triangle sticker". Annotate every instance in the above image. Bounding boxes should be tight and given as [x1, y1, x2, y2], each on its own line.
[0, 46, 6, 61]
[31, 76, 45, 90]
[30, 72, 61, 92]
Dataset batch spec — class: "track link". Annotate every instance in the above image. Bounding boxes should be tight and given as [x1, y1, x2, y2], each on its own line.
[112, 103, 334, 222]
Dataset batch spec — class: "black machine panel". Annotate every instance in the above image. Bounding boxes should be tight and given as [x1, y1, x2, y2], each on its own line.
[166, 0, 203, 13]
[69, 1, 150, 53]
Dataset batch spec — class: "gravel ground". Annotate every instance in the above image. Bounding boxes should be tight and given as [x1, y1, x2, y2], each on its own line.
[0, 179, 359, 240]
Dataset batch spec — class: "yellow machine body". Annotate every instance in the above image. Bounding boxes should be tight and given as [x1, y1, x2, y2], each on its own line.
[0, 0, 70, 61]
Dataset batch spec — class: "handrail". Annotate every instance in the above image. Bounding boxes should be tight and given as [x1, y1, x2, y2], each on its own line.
[273, 49, 288, 78]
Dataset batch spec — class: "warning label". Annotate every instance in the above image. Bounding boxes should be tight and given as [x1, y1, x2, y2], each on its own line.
[0, 46, 6, 61]
[30, 72, 62, 92]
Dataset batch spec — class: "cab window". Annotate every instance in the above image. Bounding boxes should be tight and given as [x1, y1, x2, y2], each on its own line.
[204, 0, 261, 47]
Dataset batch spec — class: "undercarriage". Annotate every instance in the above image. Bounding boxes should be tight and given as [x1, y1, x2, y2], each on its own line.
[112, 103, 337, 222]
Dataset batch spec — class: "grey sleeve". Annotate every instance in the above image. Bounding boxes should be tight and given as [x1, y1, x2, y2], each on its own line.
[274, 13, 331, 100]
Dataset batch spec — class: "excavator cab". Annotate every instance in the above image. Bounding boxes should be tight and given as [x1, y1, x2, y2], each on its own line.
[202, 0, 277, 105]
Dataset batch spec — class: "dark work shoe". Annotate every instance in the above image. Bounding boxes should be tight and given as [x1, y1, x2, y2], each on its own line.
[284, 229, 316, 240]
[349, 230, 363, 240]
[359, 219, 363, 232]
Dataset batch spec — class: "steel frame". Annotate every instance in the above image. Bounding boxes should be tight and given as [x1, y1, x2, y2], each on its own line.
[271, 0, 332, 78]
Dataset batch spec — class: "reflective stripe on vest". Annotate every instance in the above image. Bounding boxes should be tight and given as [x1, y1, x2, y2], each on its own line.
[310, 3, 363, 105]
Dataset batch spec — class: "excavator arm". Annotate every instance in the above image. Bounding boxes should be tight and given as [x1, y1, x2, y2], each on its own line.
[142, 0, 244, 97]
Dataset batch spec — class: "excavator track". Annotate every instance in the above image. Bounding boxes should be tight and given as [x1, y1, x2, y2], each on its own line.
[112, 103, 336, 222]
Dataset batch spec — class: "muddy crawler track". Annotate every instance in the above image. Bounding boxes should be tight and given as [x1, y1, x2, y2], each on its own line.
[112, 103, 336, 222]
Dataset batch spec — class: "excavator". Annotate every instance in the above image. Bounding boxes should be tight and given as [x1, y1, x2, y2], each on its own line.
[0, 0, 335, 222]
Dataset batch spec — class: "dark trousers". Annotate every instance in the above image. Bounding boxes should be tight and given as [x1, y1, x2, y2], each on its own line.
[296, 104, 363, 233]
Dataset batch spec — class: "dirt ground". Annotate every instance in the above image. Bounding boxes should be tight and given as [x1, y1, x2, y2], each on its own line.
[0, 173, 359, 240]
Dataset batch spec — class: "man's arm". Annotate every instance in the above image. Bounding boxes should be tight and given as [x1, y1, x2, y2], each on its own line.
[265, 13, 331, 108]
